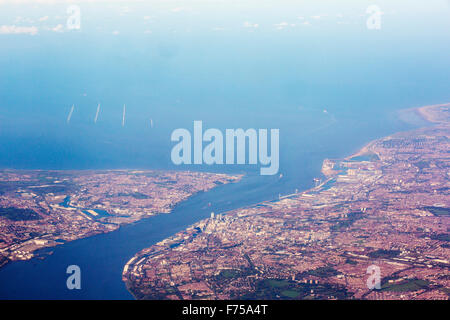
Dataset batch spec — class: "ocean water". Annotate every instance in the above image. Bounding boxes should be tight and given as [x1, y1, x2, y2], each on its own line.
[0, 0, 449, 299]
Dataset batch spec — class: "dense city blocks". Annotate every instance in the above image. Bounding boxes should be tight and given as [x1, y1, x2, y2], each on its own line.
[0, 170, 241, 267]
[123, 104, 449, 300]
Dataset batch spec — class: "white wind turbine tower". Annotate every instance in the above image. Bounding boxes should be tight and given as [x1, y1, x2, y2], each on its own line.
[94, 103, 101, 123]
[67, 104, 75, 124]
[122, 104, 126, 127]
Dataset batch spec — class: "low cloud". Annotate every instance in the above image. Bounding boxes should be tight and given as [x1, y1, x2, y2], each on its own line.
[0, 25, 38, 35]
[0, 0, 136, 3]
[51, 24, 64, 32]
[14, 16, 34, 24]
[171, 7, 193, 13]
[311, 14, 328, 20]
[274, 22, 297, 30]
[171, 7, 185, 13]
[119, 6, 131, 15]
[243, 21, 258, 28]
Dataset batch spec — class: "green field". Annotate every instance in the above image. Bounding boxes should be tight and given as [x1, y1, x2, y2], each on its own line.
[0, 207, 41, 221]
[424, 206, 450, 217]
[305, 266, 339, 278]
[218, 269, 242, 279]
[381, 279, 430, 292]
[349, 153, 380, 162]
[368, 249, 401, 259]
[239, 278, 350, 300]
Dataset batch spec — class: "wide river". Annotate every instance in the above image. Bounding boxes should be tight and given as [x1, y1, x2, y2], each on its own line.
[0, 173, 300, 299]
[0, 107, 429, 299]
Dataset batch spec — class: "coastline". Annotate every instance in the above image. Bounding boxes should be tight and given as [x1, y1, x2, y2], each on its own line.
[416, 103, 450, 124]
[123, 103, 450, 300]
[0, 103, 448, 299]
[339, 102, 450, 163]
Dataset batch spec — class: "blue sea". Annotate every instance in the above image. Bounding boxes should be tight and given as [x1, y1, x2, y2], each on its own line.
[0, 0, 448, 299]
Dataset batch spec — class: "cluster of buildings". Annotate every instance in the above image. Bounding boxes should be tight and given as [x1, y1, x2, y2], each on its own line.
[0, 170, 240, 267]
[123, 105, 449, 300]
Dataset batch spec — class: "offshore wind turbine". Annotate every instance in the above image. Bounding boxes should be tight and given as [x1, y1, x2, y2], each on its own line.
[94, 103, 101, 123]
[122, 104, 126, 127]
[67, 105, 75, 124]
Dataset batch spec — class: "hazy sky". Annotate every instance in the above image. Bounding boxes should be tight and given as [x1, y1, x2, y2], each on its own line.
[0, 1, 449, 171]
[0, 0, 449, 37]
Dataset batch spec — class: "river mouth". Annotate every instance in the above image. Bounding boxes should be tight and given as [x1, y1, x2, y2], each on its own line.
[0, 105, 427, 299]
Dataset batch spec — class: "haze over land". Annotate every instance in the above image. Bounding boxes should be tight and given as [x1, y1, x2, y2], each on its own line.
[0, 0, 449, 299]
[124, 104, 450, 300]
